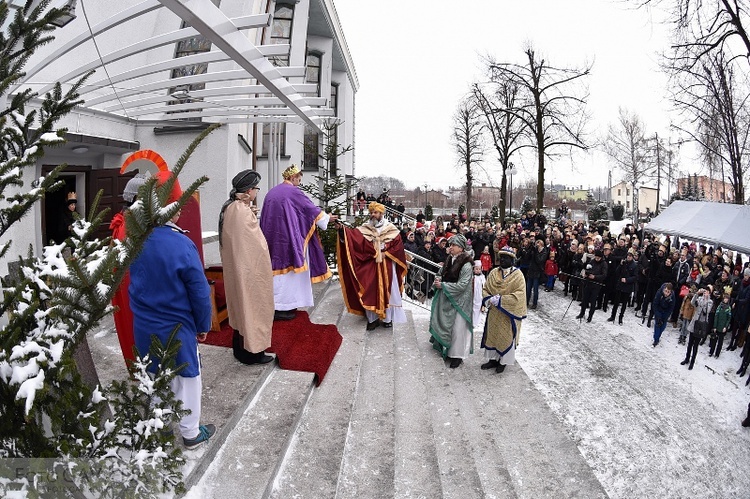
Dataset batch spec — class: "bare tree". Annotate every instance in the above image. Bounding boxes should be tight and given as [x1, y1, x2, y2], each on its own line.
[452, 96, 484, 219]
[488, 46, 591, 210]
[472, 79, 525, 225]
[671, 50, 750, 203]
[604, 108, 654, 222]
[639, 0, 750, 69]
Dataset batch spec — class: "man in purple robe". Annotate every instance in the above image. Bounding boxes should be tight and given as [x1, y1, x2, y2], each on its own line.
[260, 165, 336, 320]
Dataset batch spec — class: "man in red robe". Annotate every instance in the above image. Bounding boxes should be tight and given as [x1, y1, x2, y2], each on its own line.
[337, 202, 408, 330]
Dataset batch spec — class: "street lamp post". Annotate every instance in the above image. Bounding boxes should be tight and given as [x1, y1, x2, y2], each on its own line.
[507, 163, 518, 217]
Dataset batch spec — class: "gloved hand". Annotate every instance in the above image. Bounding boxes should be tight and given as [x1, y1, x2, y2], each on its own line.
[488, 295, 501, 307]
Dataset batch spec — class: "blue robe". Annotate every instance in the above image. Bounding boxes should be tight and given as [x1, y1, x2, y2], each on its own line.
[129, 224, 212, 377]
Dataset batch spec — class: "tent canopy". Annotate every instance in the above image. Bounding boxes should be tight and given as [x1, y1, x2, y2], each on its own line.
[645, 200, 750, 255]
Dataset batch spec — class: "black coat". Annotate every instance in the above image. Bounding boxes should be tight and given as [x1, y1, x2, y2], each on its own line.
[614, 258, 638, 293]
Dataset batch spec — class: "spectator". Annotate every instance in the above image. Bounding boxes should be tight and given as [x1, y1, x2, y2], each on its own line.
[681, 287, 713, 369]
[652, 282, 676, 347]
[526, 238, 548, 309]
[607, 249, 638, 325]
[543, 251, 559, 292]
[710, 293, 732, 358]
[678, 285, 697, 345]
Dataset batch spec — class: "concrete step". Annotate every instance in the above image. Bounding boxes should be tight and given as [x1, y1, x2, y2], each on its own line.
[192, 368, 315, 499]
[410, 312, 486, 498]
[392, 310, 442, 499]
[268, 283, 364, 498]
[335, 316, 396, 498]
[411, 310, 607, 498]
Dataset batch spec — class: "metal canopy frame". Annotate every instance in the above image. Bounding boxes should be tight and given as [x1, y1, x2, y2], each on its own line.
[15, 0, 330, 131]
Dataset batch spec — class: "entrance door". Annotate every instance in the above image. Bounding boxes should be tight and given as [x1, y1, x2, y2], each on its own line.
[88, 169, 136, 241]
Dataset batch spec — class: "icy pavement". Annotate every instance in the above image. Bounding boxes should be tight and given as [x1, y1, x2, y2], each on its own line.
[510, 288, 750, 498]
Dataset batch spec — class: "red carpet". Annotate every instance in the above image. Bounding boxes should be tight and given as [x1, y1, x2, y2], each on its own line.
[203, 311, 342, 386]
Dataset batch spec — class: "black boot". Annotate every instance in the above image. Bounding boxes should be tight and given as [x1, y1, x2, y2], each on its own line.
[618, 315, 624, 325]
[680, 359, 689, 366]
[233, 331, 274, 365]
[481, 360, 499, 370]
[576, 306, 585, 320]
[587, 310, 594, 323]
[607, 313, 615, 322]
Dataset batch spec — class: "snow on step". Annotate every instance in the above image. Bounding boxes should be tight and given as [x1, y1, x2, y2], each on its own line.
[193, 369, 315, 499]
[393, 310, 442, 499]
[270, 294, 366, 498]
[336, 319, 396, 498]
[409, 311, 490, 498]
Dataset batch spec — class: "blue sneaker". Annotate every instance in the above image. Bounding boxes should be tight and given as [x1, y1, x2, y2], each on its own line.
[183, 424, 216, 450]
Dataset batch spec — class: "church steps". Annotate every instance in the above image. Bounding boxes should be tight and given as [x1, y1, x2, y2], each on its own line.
[334, 318, 397, 498]
[192, 368, 316, 499]
[392, 310, 443, 499]
[410, 312, 486, 498]
[268, 286, 366, 498]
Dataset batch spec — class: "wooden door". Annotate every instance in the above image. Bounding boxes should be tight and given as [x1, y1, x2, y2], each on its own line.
[88, 169, 135, 241]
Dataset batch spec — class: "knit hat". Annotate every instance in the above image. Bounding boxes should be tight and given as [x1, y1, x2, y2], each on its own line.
[448, 234, 467, 250]
[154, 170, 183, 204]
[595, 249, 604, 257]
[474, 260, 482, 268]
[497, 245, 516, 258]
[744, 268, 750, 278]
[122, 173, 150, 203]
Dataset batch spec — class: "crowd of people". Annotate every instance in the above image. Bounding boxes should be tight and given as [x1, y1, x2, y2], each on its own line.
[397, 204, 750, 419]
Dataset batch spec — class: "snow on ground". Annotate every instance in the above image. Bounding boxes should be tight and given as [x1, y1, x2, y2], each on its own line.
[492, 286, 750, 499]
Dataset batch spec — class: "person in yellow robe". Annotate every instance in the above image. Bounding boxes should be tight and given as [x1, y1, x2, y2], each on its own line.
[219, 170, 274, 365]
[481, 246, 527, 373]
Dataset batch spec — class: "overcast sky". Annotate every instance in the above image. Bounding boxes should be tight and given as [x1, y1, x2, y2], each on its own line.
[333, 0, 689, 192]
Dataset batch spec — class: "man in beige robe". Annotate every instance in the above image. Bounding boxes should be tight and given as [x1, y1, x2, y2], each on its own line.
[219, 170, 274, 364]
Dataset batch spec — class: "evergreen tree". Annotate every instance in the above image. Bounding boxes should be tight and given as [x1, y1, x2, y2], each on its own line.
[425, 204, 433, 221]
[520, 195, 533, 215]
[0, 5, 217, 494]
[300, 118, 354, 266]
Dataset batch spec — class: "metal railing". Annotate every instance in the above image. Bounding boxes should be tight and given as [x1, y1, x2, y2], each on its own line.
[402, 249, 439, 311]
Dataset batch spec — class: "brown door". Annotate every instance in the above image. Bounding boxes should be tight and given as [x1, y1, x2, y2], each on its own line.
[88, 169, 135, 241]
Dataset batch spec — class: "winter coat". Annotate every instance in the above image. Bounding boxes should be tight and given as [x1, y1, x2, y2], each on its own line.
[614, 258, 638, 294]
[652, 283, 676, 322]
[582, 257, 608, 289]
[713, 302, 732, 333]
[480, 252, 492, 272]
[544, 259, 559, 278]
[672, 259, 690, 287]
[527, 246, 549, 279]
[734, 279, 750, 327]
[679, 292, 697, 320]
[688, 292, 713, 336]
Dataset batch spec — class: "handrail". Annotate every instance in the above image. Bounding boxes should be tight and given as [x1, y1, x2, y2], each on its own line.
[402, 249, 440, 310]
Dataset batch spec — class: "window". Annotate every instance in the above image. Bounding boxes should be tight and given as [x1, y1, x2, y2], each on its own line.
[626, 201, 630, 209]
[303, 51, 323, 170]
[167, 0, 221, 120]
[617, 188, 621, 196]
[329, 84, 339, 175]
[303, 125, 319, 171]
[262, 123, 286, 156]
[269, 3, 293, 67]
[626, 188, 630, 196]
[306, 52, 322, 97]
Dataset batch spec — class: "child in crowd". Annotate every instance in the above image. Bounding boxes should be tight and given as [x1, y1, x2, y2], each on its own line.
[544, 251, 559, 292]
[472, 260, 487, 327]
[480, 246, 492, 276]
[710, 293, 732, 358]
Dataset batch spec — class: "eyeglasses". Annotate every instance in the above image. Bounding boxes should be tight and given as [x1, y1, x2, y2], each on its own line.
[252, 187, 261, 191]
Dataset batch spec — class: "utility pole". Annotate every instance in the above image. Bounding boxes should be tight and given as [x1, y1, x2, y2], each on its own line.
[654, 133, 662, 215]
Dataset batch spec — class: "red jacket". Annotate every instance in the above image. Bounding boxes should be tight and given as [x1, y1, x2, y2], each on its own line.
[480, 252, 492, 272]
[544, 259, 559, 277]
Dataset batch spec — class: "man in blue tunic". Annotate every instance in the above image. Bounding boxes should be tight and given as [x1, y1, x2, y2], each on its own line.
[129, 170, 216, 449]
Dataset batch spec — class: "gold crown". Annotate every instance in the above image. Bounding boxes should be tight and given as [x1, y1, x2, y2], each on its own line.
[282, 164, 301, 180]
[66, 192, 77, 202]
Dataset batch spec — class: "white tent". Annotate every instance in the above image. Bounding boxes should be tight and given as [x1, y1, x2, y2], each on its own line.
[645, 200, 750, 254]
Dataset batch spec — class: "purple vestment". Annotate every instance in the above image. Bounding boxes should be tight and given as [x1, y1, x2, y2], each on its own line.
[259, 182, 331, 282]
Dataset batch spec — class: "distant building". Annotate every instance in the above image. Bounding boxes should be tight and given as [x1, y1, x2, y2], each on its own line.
[610, 181, 658, 213]
[676, 175, 733, 203]
[557, 187, 589, 202]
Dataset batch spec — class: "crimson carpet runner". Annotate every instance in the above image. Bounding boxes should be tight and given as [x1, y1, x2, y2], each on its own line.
[203, 311, 342, 386]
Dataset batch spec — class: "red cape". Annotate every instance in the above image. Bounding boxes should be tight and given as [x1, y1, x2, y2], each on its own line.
[337, 225, 407, 319]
